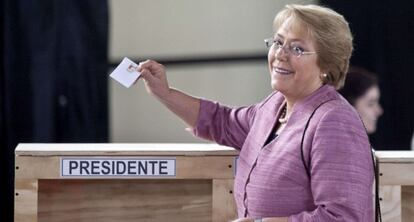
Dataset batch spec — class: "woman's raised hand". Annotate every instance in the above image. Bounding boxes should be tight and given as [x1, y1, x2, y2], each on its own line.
[137, 60, 171, 99]
[136, 59, 200, 128]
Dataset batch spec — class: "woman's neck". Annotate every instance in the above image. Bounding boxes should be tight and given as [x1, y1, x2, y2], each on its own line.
[284, 83, 324, 116]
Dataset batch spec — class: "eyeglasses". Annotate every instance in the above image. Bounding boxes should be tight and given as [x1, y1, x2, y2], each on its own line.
[264, 38, 316, 58]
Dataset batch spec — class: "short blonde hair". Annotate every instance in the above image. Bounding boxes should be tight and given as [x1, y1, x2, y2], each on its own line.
[273, 4, 353, 89]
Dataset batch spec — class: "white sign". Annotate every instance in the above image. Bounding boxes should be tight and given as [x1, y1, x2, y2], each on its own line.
[61, 157, 176, 177]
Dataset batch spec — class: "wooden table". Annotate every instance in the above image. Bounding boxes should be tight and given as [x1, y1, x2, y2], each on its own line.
[14, 143, 239, 222]
[376, 151, 414, 222]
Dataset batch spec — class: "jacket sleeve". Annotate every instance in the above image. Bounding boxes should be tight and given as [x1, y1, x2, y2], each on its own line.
[191, 99, 261, 150]
[289, 107, 374, 222]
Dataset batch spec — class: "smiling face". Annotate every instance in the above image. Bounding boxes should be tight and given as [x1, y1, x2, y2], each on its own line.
[268, 19, 324, 102]
[354, 86, 383, 134]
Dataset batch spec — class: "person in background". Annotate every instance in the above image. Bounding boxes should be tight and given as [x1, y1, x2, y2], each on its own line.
[136, 4, 374, 221]
[338, 67, 383, 134]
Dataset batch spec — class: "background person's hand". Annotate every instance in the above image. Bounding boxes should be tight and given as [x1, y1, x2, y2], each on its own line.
[137, 60, 170, 99]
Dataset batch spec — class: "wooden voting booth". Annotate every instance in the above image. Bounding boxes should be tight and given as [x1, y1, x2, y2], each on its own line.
[15, 144, 414, 222]
[14, 143, 239, 222]
[377, 151, 414, 222]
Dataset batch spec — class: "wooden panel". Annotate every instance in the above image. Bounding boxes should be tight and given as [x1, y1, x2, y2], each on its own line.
[402, 186, 414, 222]
[15, 143, 239, 156]
[379, 163, 414, 185]
[15, 179, 38, 222]
[16, 156, 59, 179]
[176, 156, 235, 179]
[379, 185, 401, 222]
[16, 156, 235, 179]
[212, 179, 237, 222]
[38, 179, 212, 222]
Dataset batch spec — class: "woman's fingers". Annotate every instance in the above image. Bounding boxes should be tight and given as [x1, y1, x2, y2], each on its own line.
[139, 68, 155, 82]
[138, 60, 163, 74]
[138, 60, 163, 80]
[136, 59, 170, 98]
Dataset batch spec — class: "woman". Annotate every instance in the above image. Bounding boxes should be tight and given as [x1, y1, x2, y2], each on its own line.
[339, 67, 383, 134]
[137, 4, 374, 222]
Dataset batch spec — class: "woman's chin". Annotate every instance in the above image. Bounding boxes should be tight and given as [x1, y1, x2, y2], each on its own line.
[271, 79, 284, 92]
[367, 126, 376, 134]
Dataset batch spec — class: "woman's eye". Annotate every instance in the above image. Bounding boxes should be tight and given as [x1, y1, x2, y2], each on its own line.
[292, 46, 304, 54]
[275, 40, 283, 47]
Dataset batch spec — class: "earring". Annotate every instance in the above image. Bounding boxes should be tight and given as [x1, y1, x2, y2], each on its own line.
[322, 73, 328, 78]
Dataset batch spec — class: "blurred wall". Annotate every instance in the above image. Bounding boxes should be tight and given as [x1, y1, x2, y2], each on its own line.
[108, 0, 316, 143]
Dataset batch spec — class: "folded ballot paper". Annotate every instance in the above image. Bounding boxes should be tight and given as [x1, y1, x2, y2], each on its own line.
[110, 57, 141, 88]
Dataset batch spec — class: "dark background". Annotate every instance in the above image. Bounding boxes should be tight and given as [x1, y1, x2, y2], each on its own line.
[1, 0, 413, 221]
[1, 1, 109, 221]
[321, 0, 414, 150]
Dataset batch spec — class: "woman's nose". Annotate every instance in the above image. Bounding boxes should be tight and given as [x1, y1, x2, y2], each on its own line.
[275, 46, 288, 61]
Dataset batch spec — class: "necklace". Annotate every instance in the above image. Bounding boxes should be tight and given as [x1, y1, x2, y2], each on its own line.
[278, 105, 289, 124]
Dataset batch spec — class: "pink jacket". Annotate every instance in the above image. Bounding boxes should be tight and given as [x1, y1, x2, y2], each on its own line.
[193, 85, 374, 221]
